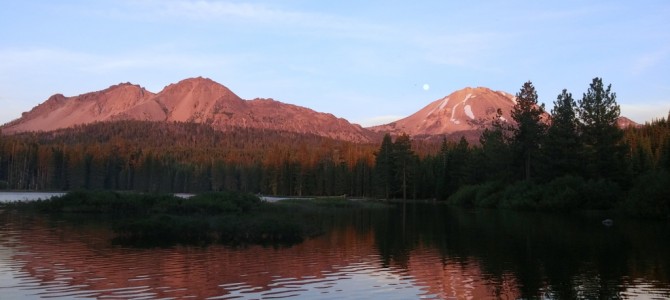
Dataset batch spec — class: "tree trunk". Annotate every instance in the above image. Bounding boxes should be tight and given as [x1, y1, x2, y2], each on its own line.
[525, 152, 531, 181]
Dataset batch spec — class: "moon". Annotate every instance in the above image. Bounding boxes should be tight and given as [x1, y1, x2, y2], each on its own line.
[422, 83, 430, 91]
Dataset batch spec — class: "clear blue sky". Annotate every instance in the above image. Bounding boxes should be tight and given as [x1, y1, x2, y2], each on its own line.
[1, 0, 669, 126]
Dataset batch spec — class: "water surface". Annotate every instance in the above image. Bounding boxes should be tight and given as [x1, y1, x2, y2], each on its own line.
[1, 203, 669, 299]
[0, 192, 65, 203]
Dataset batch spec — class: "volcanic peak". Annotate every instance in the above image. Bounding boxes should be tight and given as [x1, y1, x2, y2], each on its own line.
[368, 86, 517, 136]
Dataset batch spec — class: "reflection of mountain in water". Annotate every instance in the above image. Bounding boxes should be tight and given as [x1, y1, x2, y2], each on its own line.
[1, 206, 670, 299]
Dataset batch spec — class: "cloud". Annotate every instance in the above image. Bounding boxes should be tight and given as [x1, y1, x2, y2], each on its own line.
[413, 31, 513, 70]
[631, 48, 670, 75]
[0, 48, 94, 69]
[524, 4, 614, 22]
[355, 115, 404, 127]
[112, 0, 386, 38]
[621, 103, 670, 123]
[0, 47, 249, 74]
[156, 0, 303, 22]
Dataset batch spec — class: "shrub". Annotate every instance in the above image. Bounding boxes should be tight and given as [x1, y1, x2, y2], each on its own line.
[473, 181, 506, 208]
[183, 191, 263, 214]
[622, 170, 670, 219]
[499, 181, 541, 210]
[38, 190, 176, 214]
[34, 190, 264, 216]
[538, 175, 586, 212]
[0, 180, 8, 190]
[581, 179, 622, 209]
[447, 185, 480, 207]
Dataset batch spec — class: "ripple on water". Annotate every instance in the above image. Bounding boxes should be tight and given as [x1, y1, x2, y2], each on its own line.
[2, 210, 670, 299]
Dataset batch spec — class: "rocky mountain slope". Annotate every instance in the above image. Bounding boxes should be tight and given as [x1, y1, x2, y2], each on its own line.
[368, 87, 519, 136]
[2, 79, 639, 143]
[368, 86, 637, 138]
[2, 77, 376, 143]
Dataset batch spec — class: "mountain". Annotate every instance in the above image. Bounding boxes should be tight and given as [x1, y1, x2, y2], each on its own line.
[616, 116, 640, 128]
[368, 86, 637, 138]
[368, 87, 518, 137]
[2, 77, 376, 143]
[1, 80, 642, 143]
[3, 83, 156, 132]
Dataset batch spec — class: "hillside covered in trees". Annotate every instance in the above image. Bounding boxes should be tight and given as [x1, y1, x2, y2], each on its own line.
[0, 121, 379, 196]
[1, 78, 669, 217]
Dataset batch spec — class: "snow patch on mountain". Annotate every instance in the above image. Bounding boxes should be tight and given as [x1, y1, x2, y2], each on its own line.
[438, 97, 450, 110]
[464, 105, 475, 119]
[463, 93, 473, 103]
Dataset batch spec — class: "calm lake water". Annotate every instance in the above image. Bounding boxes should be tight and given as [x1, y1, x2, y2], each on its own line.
[1, 201, 669, 299]
[0, 192, 66, 203]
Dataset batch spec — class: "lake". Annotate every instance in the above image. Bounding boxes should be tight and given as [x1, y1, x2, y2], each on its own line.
[0, 192, 66, 203]
[1, 201, 669, 299]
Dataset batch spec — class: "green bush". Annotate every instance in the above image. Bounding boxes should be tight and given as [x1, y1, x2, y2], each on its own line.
[0, 180, 8, 190]
[32, 190, 264, 216]
[499, 181, 542, 210]
[474, 181, 506, 208]
[183, 191, 263, 214]
[37, 190, 176, 214]
[622, 170, 670, 219]
[447, 184, 480, 207]
[581, 179, 622, 209]
[538, 175, 586, 212]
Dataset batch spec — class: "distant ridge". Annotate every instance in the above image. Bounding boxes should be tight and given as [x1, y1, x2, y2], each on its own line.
[2, 78, 640, 142]
[2, 77, 377, 143]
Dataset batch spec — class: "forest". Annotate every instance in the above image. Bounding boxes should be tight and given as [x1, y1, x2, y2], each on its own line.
[1, 78, 669, 218]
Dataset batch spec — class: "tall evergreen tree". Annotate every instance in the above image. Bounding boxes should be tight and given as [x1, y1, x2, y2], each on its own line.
[435, 138, 450, 200]
[393, 133, 416, 201]
[511, 81, 547, 181]
[660, 137, 670, 172]
[374, 134, 395, 199]
[577, 77, 625, 181]
[477, 109, 513, 182]
[543, 89, 581, 180]
[447, 136, 470, 193]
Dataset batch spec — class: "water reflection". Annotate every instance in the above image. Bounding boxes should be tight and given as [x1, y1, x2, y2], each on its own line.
[1, 204, 669, 299]
[374, 204, 670, 299]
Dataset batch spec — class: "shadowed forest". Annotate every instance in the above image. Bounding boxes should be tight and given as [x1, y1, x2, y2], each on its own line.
[1, 78, 669, 218]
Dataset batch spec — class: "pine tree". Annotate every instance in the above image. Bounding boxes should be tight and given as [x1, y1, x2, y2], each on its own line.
[478, 109, 514, 182]
[435, 138, 450, 200]
[393, 133, 416, 201]
[447, 136, 470, 193]
[511, 81, 547, 181]
[660, 137, 670, 172]
[374, 134, 395, 199]
[577, 77, 625, 180]
[543, 89, 581, 180]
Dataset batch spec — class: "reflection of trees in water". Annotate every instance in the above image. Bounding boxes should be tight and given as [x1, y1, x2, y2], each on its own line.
[1, 211, 382, 299]
[372, 204, 670, 299]
[3, 205, 670, 299]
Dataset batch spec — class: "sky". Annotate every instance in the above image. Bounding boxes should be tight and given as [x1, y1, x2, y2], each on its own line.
[1, 0, 669, 127]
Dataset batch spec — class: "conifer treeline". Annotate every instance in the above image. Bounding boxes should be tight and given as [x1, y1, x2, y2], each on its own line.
[0, 121, 378, 196]
[1, 78, 669, 216]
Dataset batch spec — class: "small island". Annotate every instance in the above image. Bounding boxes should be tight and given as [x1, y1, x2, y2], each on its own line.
[4, 190, 388, 247]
